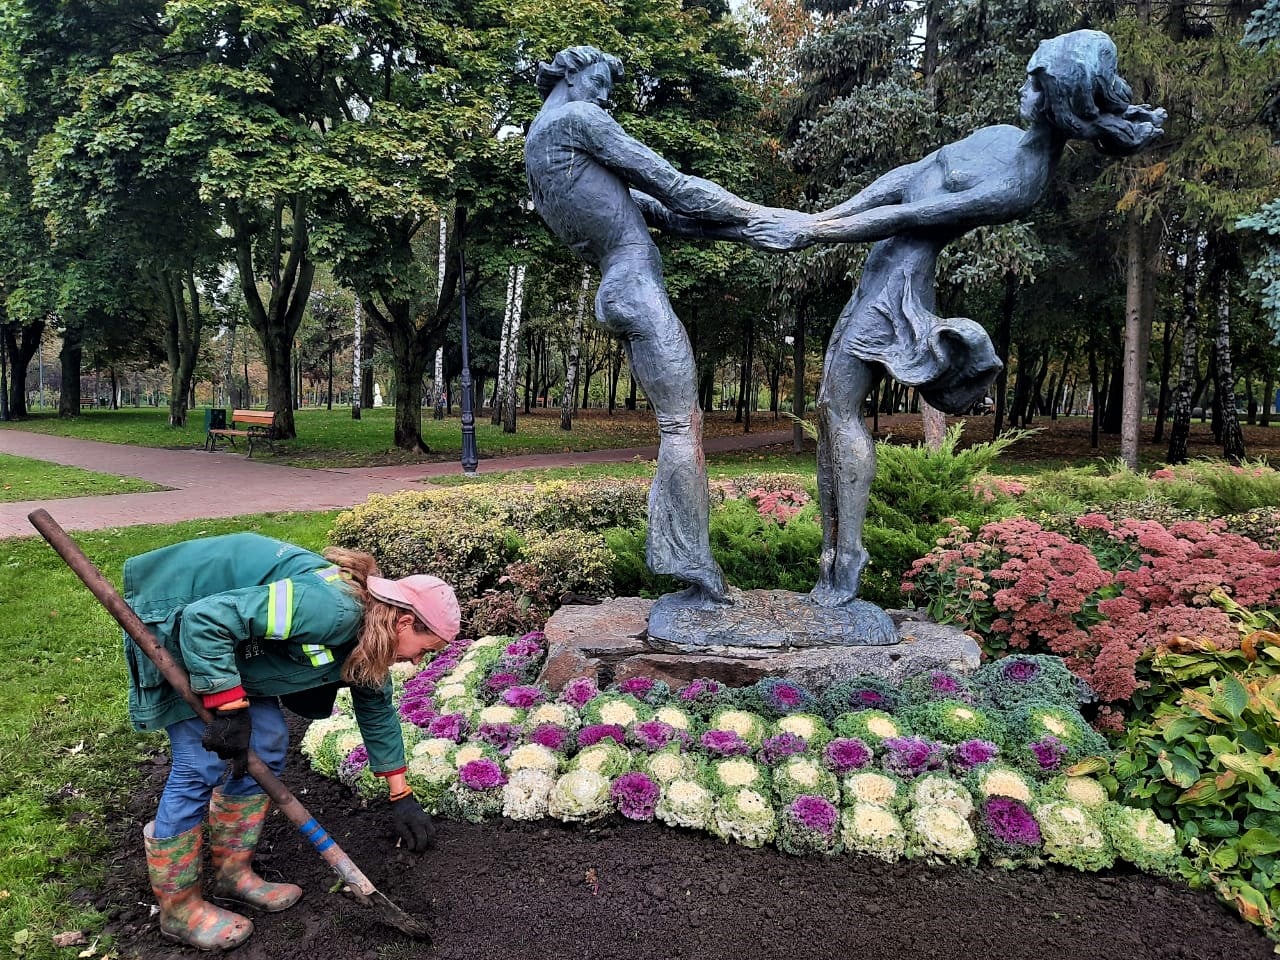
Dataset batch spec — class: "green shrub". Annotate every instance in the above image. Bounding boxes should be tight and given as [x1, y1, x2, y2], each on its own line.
[709, 499, 823, 593]
[1114, 634, 1280, 939]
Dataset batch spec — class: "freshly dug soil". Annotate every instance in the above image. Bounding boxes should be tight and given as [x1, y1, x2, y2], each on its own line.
[96, 729, 1273, 960]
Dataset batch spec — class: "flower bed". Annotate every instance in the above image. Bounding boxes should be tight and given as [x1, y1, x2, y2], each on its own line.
[302, 638, 1177, 880]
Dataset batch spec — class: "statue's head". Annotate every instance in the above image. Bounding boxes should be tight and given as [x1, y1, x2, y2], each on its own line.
[535, 46, 624, 105]
[1022, 29, 1164, 156]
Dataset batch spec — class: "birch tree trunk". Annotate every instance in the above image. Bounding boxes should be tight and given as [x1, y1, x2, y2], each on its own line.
[1212, 267, 1246, 463]
[351, 298, 362, 420]
[560, 266, 590, 431]
[503, 264, 527, 434]
[1120, 210, 1145, 470]
[493, 265, 516, 426]
[1167, 234, 1199, 463]
[434, 216, 448, 420]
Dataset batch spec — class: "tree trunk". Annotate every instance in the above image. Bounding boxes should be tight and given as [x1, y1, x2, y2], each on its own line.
[792, 300, 806, 452]
[992, 272, 1015, 437]
[228, 199, 315, 439]
[1167, 233, 1199, 463]
[1211, 264, 1246, 463]
[1102, 352, 1124, 434]
[1263, 376, 1274, 428]
[2, 320, 43, 419]
[160, 267, 204, 428]
[560, 266, 589, 431]
[503, 264, 527, 434]
[493, 264, 515, 426]
[921, 399, 945, 450]
[1152, 313, 1176, 442]
[351, 298, 362, 420]
[59, 325, 83, 417]
[742, 315, 755, 433]
[1119, 211, 1145, 469]
[1088, 349, 1101, 449]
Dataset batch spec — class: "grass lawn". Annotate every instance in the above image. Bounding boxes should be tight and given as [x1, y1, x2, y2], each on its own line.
[0, 453, 164, 503]
[0, 511, 338, 958]
[0, 406, 791, 469]
[428, 448, 820, 486]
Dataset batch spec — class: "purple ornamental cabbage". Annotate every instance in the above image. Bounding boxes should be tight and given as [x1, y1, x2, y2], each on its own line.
[617, 676, 656, 698]
[700, 729, 753, 757]
[881, 736, 948, 779]
[631, 720, 680, 752]
[983, 796, 1042, 847]
[1003, 659, 1042, 683]
[528, 723, 570, 752]
[822, 737, 873, 775]
[788, 795, 839, 837]
[501, 685, 546, 709]
[610, 772, 661, 821]
[485, 671, 521, 692]
[758, 733, 809, 766]
[577, 724, 627, 748]
[427, 712, 470, 743]
[951, 739, 1001, 772]
[1030, 736, 1068, 771]
[458, 758, 507, 791]
[560, 676, 600, 709]
[476, 722, 524, 755]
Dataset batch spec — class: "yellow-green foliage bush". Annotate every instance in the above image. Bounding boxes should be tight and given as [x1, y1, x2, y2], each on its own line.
[329, 482, 640, 632]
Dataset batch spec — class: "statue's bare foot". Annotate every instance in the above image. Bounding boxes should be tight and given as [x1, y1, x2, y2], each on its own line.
[677, 566, 731, 606]
[809, 579, 858, 609]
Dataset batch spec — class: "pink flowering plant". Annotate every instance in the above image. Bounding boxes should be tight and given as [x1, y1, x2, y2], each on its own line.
[747, 487, 812, 525]
[904, 514, 1280, 712]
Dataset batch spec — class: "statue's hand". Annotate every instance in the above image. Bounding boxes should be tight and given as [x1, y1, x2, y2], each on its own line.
[742, 210, 815, 252]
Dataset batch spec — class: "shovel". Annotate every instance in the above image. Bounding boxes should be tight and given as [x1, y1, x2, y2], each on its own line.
[28, 508, 431, 941]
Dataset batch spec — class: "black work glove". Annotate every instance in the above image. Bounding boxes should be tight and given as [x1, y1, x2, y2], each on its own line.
[202, 705, 252, 778]
[389, 791, 436, 852]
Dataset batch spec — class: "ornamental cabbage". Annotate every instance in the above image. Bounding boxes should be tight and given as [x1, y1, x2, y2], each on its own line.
[842, 803, 907, 861]
[656, 778, 715, 830]
[547, 769, 612, 822]
[710, 789, 776, 848]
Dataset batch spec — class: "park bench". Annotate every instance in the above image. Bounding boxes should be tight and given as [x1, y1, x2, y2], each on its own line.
[204, 409, 279, 458]
[78, 398, 96, 410]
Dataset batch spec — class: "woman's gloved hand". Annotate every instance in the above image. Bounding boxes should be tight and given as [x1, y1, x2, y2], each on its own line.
[202, 701, 252, 777]
[389, 788, 435, 852]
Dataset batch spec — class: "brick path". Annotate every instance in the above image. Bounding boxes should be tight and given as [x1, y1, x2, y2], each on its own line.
[0, 427, 795, 539]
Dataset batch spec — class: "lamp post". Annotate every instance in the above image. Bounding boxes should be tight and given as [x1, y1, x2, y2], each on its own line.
[458, 245, 478, 474]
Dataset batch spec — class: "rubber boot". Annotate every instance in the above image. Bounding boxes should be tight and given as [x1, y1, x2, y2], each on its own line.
[208, 790, 304, 913]
[143, 821, 254, 951]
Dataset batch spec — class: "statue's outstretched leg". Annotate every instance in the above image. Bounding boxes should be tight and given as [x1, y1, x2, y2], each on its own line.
[596, 248, 728, 602]
[810, 343, 876, 608]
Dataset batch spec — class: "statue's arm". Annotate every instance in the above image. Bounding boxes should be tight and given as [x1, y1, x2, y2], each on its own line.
[630, 189, 768, 241]
[818, 154, 934, 219]
[583, 108, 759, 224]
[811, 179, 1029, 243]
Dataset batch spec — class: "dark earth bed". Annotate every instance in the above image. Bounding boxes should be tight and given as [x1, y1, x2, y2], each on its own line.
[90, 726, 1273, 960]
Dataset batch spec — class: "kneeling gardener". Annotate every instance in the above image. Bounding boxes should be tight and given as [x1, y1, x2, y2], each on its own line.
[123, 532, 459, 950]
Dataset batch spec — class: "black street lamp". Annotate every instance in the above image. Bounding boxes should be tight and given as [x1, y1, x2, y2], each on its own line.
[458, 245, 478, 474]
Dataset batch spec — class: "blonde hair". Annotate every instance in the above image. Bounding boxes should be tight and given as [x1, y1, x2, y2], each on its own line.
[323, 547, 401, 687]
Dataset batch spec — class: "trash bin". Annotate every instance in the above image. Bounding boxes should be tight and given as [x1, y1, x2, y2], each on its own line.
[204, 408, 227, 431]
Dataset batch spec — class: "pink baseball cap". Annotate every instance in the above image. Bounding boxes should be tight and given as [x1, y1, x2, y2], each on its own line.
[366, 574, 460, 642]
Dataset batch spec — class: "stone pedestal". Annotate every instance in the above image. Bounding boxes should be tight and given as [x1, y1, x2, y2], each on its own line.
[537, 596, 981, 693]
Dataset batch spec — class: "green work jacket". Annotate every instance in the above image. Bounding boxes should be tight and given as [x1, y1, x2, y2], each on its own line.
[122, 532, 405, 774]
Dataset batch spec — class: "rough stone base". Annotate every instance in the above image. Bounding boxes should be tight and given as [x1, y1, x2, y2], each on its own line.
[537, 596, 981, 693]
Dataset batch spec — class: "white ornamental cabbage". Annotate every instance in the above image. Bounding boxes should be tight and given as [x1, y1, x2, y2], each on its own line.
[710, 789, 776, 848]
[505, 743, 560, 776]
[910, 776, 974, 818]
[654, 707, 692, 730]
[908, 804, 979, 861]
[478, 704, 521, 726]
[547, 769, 612, 822]
[842, 772, 902, 808]
[655, 778, 715, 830]
[842, 803, 907, 862]
[502, 768, 556, 821]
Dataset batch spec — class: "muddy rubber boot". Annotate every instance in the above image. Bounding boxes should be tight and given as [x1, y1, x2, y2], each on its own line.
[143, 821, 254, 951]
[208, 790, 303, 913]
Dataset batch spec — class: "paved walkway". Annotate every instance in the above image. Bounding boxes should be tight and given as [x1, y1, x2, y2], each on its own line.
[0, 427, 795, 538]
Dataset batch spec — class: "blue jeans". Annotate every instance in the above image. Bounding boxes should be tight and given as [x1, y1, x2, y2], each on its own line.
[152, 697, 289, 838]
